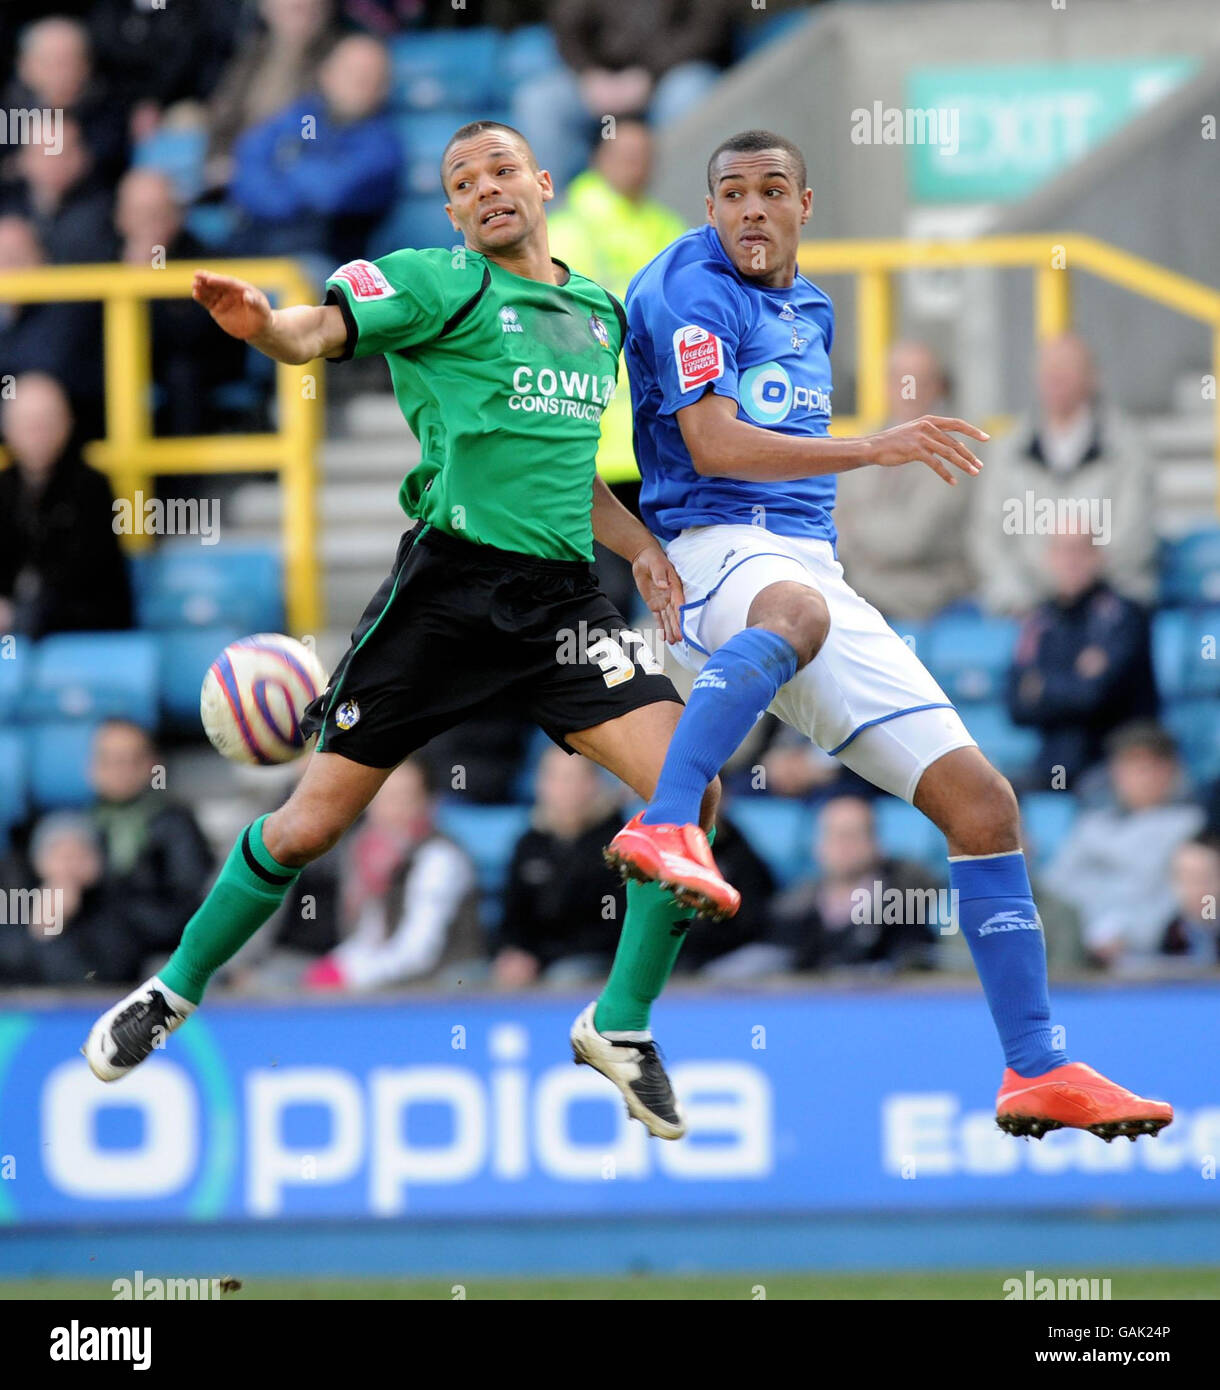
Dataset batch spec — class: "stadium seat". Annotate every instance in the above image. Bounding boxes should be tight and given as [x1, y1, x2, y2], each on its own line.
[0, 642, 28, 721]
[871, 797, 944, 870]
[27, 722, 98, 809]
[1019, 791, 1078, 870]
[0, 730, 29, 848]
[1164, 700, 1220, 783]
[434, 802, 531, 897]
[510, 726, 555, 803]
[371, 197, 459, 256]
[388, 29, 502, 111]
[132, 126, 207, 203]
[924, 614, 1020, 702]
[956, 702, 1039, 780]
[157, 628, 244, 729]
[728, 797, 812, 887]
[1175, 607, 1220, 698]
[1160, 528, 1220, 606]
[22, 633, 158, 727]
[499, 25, 561, 95]
[131, 542, 284, 632]
[1152, 608, 1189, 700]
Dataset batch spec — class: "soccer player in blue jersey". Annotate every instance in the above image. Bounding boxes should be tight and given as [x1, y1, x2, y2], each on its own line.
[597, 130, 1171, 1143]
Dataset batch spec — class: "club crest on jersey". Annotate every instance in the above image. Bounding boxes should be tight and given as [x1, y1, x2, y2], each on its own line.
[335, 700, 361, 731]
[331, 259, 393, 301]
[791, 324, 808, 353]
[673, 324, 724, 393]
[500, 306, 524, 333]
[588, 312, 609, 348]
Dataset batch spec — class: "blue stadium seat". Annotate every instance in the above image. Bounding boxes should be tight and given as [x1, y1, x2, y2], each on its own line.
[1176, 607, 1220, 698]
[22, 633, 158, 727]
[510, 726, 555, 804]
[0, 642, 29, 721]
[0, 729, 29, 848]
[871, 797, 943, 870]
[733, 9, 812, 60]
[133, 126, 207, 203]
[726, 797, 811, 887]
[1160, 529, 1220, 606]
[1164, 700, 1220, 783]
[1019, 791, 1078, 870]
[499, 25, 561, 95]
[924, 614, 1020, 702]
[132, 543, 284, 632]
[371, 197, 459, 256]
[956, 702, 1039, 780]
[1152, 608, 1189, 700]
[389, 30, 502, 111]
[158, 628, 244, 729]
[27, 722, 98, 809]
[434, 802, 531, 896]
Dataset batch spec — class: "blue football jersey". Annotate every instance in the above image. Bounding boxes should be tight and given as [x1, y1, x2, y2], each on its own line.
[625, 224, 837, 544]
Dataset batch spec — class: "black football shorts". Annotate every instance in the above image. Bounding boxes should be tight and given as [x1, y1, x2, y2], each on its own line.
[302, 523, 682, 767]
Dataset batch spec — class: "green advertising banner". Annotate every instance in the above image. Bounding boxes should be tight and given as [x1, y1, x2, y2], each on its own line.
[907, 58, 1199, 203]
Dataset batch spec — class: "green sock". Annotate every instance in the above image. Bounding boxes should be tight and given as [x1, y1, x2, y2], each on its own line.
[594, 827, 714, 1037]
[159, 815, 301, 1004]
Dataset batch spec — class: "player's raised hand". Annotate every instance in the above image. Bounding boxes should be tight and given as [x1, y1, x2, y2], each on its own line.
[192, 270, 273, 342]
[866, 415, 989, 484]
[631, 541, 686, 647]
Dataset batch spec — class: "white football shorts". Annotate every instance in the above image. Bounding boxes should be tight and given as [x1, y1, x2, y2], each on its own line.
[665, 523, 976, 804]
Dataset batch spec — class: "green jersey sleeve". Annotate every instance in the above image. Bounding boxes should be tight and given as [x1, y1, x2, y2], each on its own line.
[324, 250, 486, 362]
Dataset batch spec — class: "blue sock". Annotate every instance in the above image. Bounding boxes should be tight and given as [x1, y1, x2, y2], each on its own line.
[949, 851, 1069, 1077]
[643, 627, 799, 827]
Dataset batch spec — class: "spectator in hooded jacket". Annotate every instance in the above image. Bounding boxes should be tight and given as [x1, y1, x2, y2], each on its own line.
[1157, 836, 1220, 970]
[87, 720, 215, 964]
[1007, 529, 1158, 789]
[228, 33, 400, 267]
[1043, 723, 1204, 968]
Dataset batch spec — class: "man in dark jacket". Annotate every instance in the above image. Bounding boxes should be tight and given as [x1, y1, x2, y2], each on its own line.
[1, 118, 117, 265]
[493, 747, 626, 986]
[1007, 529, 1158, 789]
[0, 373, 132, 638]
[88, 720, 215, 963]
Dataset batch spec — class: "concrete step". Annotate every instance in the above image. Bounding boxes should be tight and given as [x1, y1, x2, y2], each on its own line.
[228, 479, 404, 527]
[1170, 372, 1215, 416]
[1143, 414, 1214, 455]
[344, 393, 413, 439]
[322, 436, 420, 480]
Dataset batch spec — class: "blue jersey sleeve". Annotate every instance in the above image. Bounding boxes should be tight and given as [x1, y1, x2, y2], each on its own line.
[632, 262, 747, 419]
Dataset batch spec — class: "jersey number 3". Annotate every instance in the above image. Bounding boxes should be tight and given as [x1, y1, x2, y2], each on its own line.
[588, 630, 663, 687]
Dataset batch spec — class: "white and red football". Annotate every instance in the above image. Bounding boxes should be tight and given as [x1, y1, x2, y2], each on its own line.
[200, 633, 328, 765]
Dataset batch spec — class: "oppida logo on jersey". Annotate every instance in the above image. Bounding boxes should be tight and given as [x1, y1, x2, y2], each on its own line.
[673, 324, 724, 392]
[740, 362, 832, 425]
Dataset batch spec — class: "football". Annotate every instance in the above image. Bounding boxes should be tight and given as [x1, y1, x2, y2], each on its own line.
[200, 633, 328, 765]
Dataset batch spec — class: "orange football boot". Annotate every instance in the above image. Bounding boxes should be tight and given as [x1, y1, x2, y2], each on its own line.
[996, 1061, 1173, 1143]
[604, 812, 741, 920]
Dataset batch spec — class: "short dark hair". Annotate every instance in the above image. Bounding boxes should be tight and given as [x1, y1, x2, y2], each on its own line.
[1106, 721, 1179, 763]
[441, 120, 535, 193]
[707, 130, 807, 194]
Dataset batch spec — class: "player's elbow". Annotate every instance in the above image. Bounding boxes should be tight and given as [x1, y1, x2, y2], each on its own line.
[686, 435, 730, 476]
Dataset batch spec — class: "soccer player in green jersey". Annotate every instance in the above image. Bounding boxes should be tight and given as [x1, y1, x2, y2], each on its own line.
[83, 122, 730, 1139]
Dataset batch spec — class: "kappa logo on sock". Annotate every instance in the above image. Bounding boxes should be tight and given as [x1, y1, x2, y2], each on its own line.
[692, 666, 728, 692]
[977, 910, 1041, 937]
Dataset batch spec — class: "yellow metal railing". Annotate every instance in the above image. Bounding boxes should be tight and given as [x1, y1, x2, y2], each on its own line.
[0, 260, 322, 633]
[801, 233, 1220, 505]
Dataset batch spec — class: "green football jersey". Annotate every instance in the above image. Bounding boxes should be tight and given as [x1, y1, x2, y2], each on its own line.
[325, 248, 624, 562]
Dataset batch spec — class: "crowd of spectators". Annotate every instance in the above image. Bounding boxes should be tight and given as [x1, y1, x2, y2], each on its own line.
[0, 5, 1216, 996]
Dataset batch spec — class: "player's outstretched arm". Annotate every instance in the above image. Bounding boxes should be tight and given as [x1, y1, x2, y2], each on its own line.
[678, 391, 988, 485]
[192, 271, 348, 365]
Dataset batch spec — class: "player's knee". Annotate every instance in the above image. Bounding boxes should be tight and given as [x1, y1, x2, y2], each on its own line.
[949, 767, 1021, 856]
[262, 801, 348, 867]
[751, 590, 829, 669]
